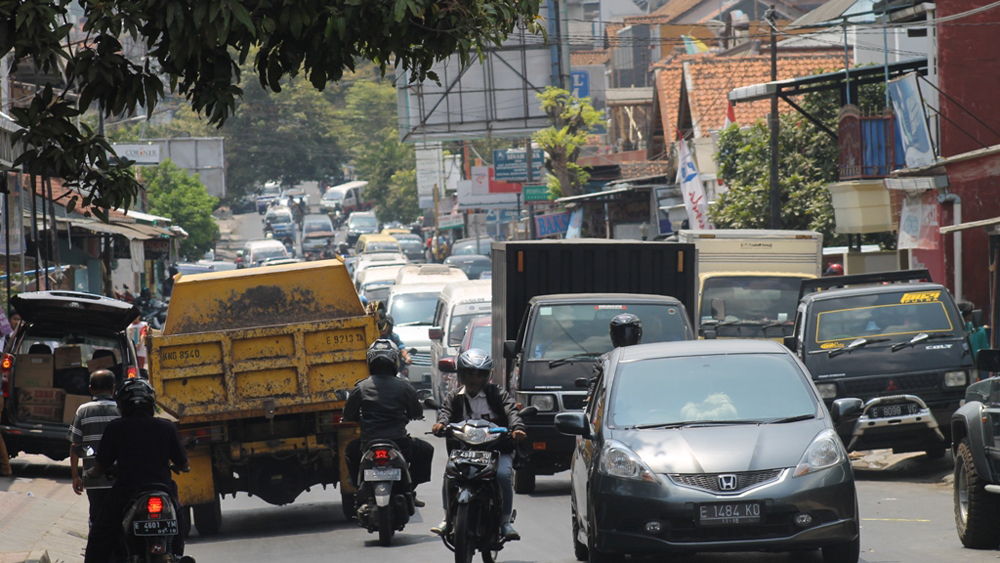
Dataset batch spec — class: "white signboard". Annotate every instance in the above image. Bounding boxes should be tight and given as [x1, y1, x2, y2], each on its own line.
[113, 144, 161, 165]
[415, 142, 444, 209]
[457, 180, 520, 209]
[439, 214, 465, 229]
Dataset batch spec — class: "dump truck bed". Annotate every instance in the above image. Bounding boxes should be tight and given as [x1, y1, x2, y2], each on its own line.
[149, 260, 375, 425]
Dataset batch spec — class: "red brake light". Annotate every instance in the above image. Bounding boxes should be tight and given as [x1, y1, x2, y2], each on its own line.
[127, 366, 138, 378]
[374, 449, 391, 466]
[0, 353, 12, 397]
[147, 497, 164, 514]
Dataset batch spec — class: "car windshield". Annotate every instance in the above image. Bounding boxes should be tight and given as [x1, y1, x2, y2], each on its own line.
[364, 286, 391, 303]
[452, 240, 491, 255]
[526, 303, 690, 360]
[303, 221, 333, 234]
[397, 239, 423, 252]
[700, 276, 803, 325]
[253, 247, 287, 261]
[811, 290, 957, 345]
[351, 216, 378, 229]
[468, 324, 492, 351]
[268, 212, 293, 224]
[448, 305, 492, 345]
[260, 185, 280, 197]
[322, 190, 344, 201]
[366, 242, 400, 253]
[611, 353, 817, 428]
[389, 292, 438, 326]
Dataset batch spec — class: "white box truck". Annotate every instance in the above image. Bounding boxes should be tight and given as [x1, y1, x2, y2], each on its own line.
[676, 229, 823, 339]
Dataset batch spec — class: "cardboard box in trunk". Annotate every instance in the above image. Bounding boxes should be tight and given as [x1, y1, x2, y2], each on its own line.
[16, 387, 66, 405]
[15, 354, 54, 388]
[18, 403, 62, 422]
[63, 394, 92, 424]
[54, 346, 83, 370]
[88, 354, 116, 372]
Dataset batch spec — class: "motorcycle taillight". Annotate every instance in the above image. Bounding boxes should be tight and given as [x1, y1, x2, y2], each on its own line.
[147, 496, 164, 514]
[374, 449, 391, 466]
[0, 353, 13, 398]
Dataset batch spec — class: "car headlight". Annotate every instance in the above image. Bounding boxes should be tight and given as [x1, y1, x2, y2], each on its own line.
[599, 440, 658, 483]
[944, 370, 968, 387]
[816, 383, 837, 400]
[794, 429, 846, 477]
[529, 394, 556, 412]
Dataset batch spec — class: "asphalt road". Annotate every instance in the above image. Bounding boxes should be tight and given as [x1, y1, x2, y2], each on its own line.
[176, 415, 989, 563]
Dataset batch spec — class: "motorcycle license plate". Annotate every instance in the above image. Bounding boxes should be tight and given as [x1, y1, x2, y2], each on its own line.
[364, 468, 401, 481]
[457, 450, 492, 464]
[869, 402, 920, 418]
[133, 519, 179, 536]
[697, 502, 762, 526]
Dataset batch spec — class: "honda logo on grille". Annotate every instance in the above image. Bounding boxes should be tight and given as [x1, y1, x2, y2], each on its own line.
[718, 474, 738, 491]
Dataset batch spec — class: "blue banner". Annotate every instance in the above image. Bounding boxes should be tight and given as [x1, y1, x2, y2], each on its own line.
[534, 212, 571, 238]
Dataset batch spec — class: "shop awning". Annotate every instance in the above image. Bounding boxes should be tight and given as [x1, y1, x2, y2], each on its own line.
[554, 186, 633, 204]
[939, 216, 1000, 234]
[118, 222, 173, 238]
[64, 218, 151, 240]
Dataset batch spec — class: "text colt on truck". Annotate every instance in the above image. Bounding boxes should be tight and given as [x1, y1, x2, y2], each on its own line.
[784, 270, 975, 458]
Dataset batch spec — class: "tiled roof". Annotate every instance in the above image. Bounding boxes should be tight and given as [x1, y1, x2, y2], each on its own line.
[620, 160, 676, 180]
[23, 173, 132, 221]
[571, 50, 610, 67]
[656, 52, 847, 140]
[649, 0, 709, 22]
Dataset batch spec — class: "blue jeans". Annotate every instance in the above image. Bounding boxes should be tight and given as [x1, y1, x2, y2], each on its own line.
[443, 451, 515, 523]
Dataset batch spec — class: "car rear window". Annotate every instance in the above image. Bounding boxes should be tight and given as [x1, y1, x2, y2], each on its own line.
[611, 353, 816, 428]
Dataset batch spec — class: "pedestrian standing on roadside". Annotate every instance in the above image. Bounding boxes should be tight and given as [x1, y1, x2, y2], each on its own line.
[68, 370, 121, 527]
[127, 316, 150, 370]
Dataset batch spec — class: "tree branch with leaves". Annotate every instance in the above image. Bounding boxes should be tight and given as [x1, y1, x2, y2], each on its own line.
[532, 87, 604, 199]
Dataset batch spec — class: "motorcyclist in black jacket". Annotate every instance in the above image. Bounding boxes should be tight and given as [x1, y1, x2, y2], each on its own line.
[431, 349, 526, 540]
[83, 378, 192, 563]
[343, 339, 434, 507]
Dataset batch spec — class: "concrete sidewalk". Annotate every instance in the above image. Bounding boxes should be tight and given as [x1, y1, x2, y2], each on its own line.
[0, 455, 89, 563]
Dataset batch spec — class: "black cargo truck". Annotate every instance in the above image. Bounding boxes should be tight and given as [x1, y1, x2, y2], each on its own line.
[491, 240, 698, 493]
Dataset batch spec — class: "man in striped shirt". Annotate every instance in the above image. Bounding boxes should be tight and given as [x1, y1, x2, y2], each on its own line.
[67, 370, 120, 527]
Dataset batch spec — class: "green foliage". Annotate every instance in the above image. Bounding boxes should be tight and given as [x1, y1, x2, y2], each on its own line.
[383, 169, 420, 224]
[532, 87, 604, 198]
[1, 0, 542, 214]
[711, 75, 894, 247]
[354, 127, 416, 224]
[142, 160, 220, 260]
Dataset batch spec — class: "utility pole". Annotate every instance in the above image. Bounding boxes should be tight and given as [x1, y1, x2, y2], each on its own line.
[768, 6, 781, 230]
[526, 139, 536, 240]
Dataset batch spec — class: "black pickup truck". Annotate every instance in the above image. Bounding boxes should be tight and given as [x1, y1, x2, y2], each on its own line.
[784, 270, 974, 458]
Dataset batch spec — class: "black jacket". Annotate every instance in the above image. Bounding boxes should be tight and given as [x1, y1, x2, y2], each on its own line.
[343, 374, 423, 443]
[437, 384, 525, 432]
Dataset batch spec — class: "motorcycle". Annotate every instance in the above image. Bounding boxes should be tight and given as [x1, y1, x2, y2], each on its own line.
[432, 405, 537, 563]
[354, 440, 416, 546]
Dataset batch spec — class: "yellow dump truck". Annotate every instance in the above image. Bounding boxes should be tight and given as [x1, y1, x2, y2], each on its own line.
[149, 260, 375, 535]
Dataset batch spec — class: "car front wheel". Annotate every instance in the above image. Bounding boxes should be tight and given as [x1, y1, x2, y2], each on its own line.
[955, 437, 1000, 549]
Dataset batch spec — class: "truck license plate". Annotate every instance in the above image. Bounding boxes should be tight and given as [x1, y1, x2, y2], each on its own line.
[869, 403, 920, 418]
[697, 502, 762, 526]
[364, 468, 401, 481]
[133, 519, 178, 536]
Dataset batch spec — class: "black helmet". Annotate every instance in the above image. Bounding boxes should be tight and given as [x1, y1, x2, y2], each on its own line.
[457, 348, 493, 382]
[367, 339, 400, 376]
[338, 242, 349, 254]
[116, 378, 156, 416]
[377, 313, 394, 334]
[609, 313, 642, 348]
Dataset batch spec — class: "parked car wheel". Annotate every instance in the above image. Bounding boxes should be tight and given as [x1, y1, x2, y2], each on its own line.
[821, 534, 860, 563]
[955, 437, 1000, 549]
[587, 515, 623, 563]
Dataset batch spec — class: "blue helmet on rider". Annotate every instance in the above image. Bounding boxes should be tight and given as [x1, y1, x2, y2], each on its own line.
[367, 339, 400, 376]
[457, 348, 493, 384]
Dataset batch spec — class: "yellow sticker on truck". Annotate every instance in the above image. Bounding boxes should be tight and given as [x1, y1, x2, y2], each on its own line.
[900, 291, 941, 304]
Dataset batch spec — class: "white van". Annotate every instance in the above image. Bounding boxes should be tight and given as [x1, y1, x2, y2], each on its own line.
[239, 240, 289, 268]
[387, 281, 453, 398]
[395, 264, 468, 286]
[428, 280, 492, 403]
[355, 265, 404, 304]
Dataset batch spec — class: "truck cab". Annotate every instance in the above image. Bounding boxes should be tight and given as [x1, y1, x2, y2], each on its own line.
[785, 270, 973, 457]
[503, 293, 693, 493]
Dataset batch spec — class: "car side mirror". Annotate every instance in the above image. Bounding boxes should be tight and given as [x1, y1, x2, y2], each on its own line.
[711, 298, 726, 321]
[519, 406, 538, 418]
[575, 377, 590, 389]
[977, 349, 1000, 373]
[830, 398, 864, 425]
[503, 340, 519, 359]
[783, 336, 798, 352]
[429, 327, 443, 341]
[554, 412, 591, 439]
[423, 397, 441, 410]
[438, 357, 456, 373]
